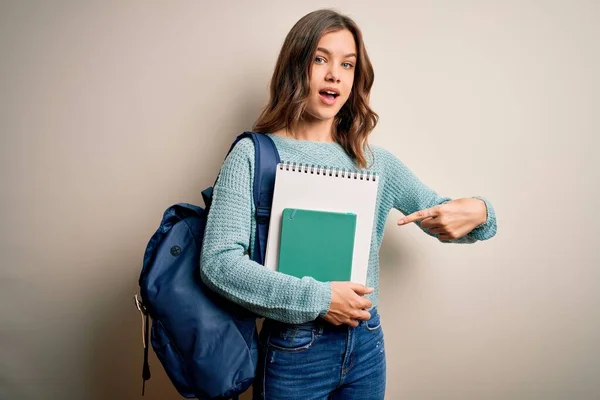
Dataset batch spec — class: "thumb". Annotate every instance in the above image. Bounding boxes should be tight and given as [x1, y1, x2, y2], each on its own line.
[350, 283, 374, 295]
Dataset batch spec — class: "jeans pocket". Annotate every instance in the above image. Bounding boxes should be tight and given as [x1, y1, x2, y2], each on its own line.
[267, 325, 315, 352]
[365, 312, 382, 331]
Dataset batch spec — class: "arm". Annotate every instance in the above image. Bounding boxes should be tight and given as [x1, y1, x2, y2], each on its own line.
[199, 139, 331, 324]
[383, 148, 497, 243]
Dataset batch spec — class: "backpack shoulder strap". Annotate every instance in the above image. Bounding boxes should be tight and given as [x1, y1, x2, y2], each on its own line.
[246, 133, 280, 265]
[233, 132, 279, 265]
[219, 132, 280, 265]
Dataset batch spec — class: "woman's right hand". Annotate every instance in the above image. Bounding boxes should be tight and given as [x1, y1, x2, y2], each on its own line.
[322, 282, 373, 327]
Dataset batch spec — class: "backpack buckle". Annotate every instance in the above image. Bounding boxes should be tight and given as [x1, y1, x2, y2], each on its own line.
[256, 206, 270, 224]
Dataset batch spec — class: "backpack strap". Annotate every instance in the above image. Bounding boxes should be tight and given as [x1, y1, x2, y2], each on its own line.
[247, 133, 280, 265]
[216, 132, 280, 265]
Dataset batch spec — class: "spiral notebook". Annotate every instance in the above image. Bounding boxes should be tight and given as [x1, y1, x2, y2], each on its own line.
[264, 162, 379, 285]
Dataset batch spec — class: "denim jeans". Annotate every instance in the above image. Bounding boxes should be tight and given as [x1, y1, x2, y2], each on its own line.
[252, 307, 386, 399]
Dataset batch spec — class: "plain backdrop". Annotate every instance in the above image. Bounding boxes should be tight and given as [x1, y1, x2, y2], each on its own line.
[1, 1, 598, 399]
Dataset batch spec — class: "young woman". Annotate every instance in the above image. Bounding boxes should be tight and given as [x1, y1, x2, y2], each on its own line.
[200, 8, 497, 400]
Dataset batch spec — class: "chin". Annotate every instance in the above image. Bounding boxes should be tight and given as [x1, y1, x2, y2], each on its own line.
[312, 112, 337, 121]
[306, 106, 342, 121]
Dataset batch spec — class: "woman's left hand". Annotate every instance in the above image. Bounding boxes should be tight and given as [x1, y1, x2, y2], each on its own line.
[397, 198, 487, 241]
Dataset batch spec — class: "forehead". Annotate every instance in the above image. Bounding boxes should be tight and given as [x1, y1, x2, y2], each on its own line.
[316, 29, 356, 55]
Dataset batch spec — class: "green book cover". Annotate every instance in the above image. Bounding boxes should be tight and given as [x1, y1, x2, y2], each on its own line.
[277, 208, 357, 282]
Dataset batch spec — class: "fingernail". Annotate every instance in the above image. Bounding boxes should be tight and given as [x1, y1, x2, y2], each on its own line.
[397, 219, 404, 225]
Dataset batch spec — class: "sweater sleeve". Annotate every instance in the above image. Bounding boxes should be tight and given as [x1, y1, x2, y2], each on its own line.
[380, 148, 497, 243]
[199, 138, 332, 324]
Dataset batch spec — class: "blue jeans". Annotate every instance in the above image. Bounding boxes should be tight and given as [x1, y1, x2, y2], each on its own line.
[252, 307, 386, 399]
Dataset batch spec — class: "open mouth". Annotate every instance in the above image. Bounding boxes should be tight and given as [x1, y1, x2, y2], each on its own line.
[319, 90, 339, 100]
[318, 89, 340, 105]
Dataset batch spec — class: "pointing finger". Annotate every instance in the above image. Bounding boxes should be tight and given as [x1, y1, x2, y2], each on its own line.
[398, 207, 439, 225]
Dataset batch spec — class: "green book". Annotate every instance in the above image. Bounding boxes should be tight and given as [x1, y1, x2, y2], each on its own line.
[277, 208, 357, 282]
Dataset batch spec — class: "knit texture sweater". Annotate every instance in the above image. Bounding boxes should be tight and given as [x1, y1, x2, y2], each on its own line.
[200, 134, 497, 324]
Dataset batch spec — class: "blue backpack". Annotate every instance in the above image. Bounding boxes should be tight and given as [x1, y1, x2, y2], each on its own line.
[134, 132, 280, 399]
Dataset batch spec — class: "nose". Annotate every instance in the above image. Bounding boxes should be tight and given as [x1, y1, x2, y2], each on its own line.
[325, 65, 341, 83]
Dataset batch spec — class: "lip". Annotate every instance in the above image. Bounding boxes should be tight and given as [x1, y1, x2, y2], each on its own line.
[319, 87, 340, 96]
[318, 87, 341, 106]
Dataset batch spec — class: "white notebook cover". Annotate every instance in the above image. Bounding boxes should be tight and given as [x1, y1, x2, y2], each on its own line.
[264, 162, 379, 286]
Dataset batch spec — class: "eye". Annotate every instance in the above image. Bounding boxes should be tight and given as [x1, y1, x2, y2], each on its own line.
[342, 62, 354, 69]
[315, 56, 326, 64]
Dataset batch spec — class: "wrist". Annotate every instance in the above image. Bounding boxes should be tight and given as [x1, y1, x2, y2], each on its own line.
[473, 197, 488, 226]
[318, 282, 332, 317]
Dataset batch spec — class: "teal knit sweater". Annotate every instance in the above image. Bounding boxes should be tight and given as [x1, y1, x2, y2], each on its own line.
[199, 134, 497, 324]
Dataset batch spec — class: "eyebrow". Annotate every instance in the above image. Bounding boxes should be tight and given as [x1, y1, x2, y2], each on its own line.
[316, 47, 357, 59]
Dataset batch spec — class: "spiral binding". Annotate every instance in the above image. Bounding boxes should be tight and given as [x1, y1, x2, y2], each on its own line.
[278, 161, 377, 181]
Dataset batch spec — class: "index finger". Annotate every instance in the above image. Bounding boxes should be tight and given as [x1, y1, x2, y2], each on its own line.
[397, 207, 438, 225]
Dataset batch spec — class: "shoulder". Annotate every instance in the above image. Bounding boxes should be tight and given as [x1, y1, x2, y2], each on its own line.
[217, 137, 256, 189]
[369, 144, 393, 159]
[368, 144, 403, 171]
[221, 137, 257, 172]
[224, 137, 255, 165]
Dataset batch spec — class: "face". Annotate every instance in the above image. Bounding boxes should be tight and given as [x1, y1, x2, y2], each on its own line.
[305, 29, 357, 122]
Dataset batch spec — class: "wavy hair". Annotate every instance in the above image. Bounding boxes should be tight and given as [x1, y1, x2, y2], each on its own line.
[253, 9, 378, 168]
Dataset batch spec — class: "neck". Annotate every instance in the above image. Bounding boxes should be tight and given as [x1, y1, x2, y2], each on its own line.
[288, 116, 335, 142]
